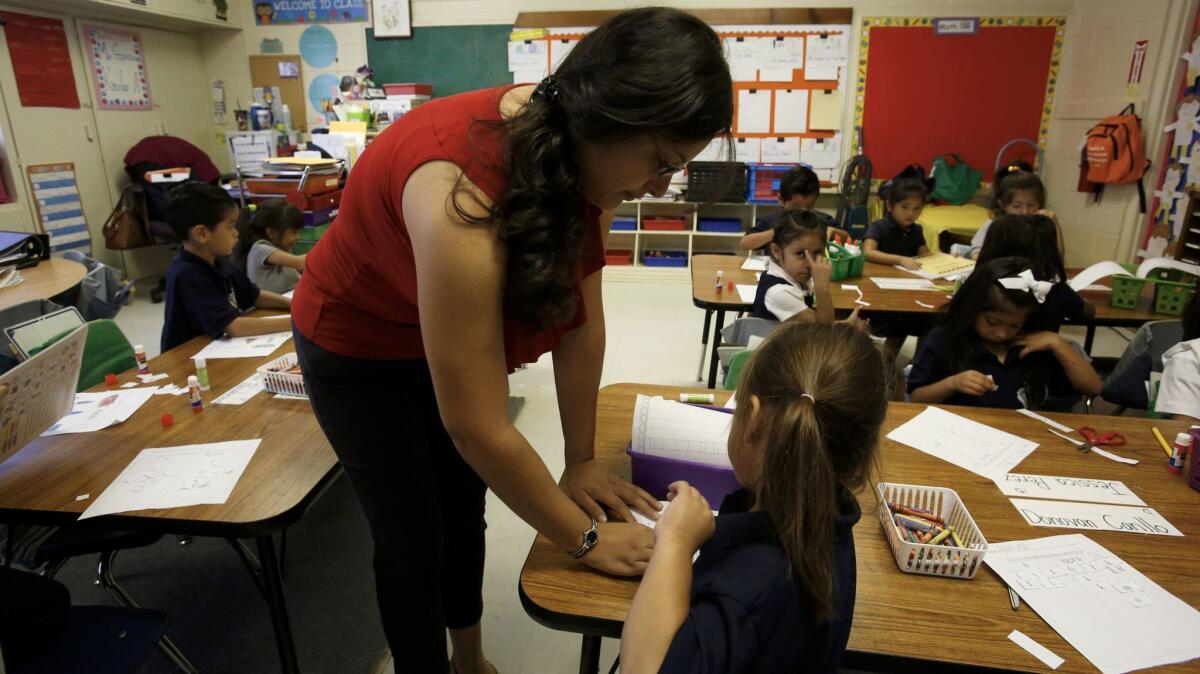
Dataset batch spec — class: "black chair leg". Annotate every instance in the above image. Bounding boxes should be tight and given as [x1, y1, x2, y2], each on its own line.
[97, 549, 199, 674]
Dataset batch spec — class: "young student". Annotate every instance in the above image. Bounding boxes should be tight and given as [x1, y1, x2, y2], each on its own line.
[975, 213, 1095, 332]
[236, 198, 307, 294]
[161, 182, 292, 352]
[1155, 292, 1200, 422]
[621, 322, 889, 674]
[967, 162, 1063, 259]
[740, 166, 848, 252]
[862, 177, 930, 270]
[908, 256, 1102, 409]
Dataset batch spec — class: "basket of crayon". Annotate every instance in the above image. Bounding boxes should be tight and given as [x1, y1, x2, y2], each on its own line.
[257, 352, 307, 398]
[876, 482, 988, 579]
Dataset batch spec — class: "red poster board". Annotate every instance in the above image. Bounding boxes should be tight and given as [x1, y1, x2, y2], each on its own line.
[856, 17, 1063, 180]
[1, 12, 80, 109]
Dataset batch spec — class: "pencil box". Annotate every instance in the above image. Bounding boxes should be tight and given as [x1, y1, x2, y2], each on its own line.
[627, 404, 739, 504]
[877, 482, 987, 579]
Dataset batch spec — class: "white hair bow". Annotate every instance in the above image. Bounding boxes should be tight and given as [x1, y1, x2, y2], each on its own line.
[998, 269, 1052, 304]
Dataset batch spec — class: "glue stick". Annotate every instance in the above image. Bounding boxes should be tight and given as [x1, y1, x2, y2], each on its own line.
[194, 357, 210, 391]
[187, 375, 204, 414]
[1168, 432, 1191, 475]
[134, 345, 149, 374]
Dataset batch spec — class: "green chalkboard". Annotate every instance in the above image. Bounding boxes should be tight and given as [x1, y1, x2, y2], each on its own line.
[366, 25, 514, 98]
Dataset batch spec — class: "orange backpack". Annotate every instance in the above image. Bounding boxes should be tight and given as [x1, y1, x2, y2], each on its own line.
[1081, 104, 1151, 210]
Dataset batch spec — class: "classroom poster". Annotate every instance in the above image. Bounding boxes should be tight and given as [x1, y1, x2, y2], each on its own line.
[83, 25, 152, 111]
[0, 12, 80, 109]
[27, 163, 92, 255]
[254, 0, 368, 25]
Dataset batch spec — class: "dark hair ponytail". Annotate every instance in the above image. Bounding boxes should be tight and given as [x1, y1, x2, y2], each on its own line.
[770, 208, 827, 261]
[732, 323, 888, 621]
[976, 214, 1065, 282]
[234, 198, 303, 271]
[455, 7, 733, 327]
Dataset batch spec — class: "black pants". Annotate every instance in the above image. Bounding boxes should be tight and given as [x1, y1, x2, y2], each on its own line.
[295, 328, 487, 672]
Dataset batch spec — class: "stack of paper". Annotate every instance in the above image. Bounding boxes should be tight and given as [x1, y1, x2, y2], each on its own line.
[869, 277, 936, 290]
[898, 252, 975, 280]
[631, 395, 732, 468]
[885, 406, 1037, 479]
[44, 387, 158, 435]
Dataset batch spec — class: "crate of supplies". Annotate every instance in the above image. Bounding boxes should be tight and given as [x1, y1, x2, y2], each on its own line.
[1153, 276, 1196, 316]
[245, 174, 341, 197]
[877, 482, 987, 579]
[698, 217, 743, 233]
[1110, 275, 1147, 309]
[302, 207, 338, 228]
[611, 217, 637, 231]
[642, 250, 687, 267]
[642, 216, 687, 231]
[686, 162, 747, 203]
[257, 352, 306, 398]
[827, 241, 864, 281]
[604, 249, 632, 266]
[748, 164, 799, 204]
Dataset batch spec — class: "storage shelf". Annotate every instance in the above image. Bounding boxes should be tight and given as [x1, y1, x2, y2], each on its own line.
[693, 231, 745, 237]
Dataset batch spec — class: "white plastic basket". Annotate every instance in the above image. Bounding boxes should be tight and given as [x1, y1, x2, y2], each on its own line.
[257, 352, 307, 398]
[876, 482, 988, 579]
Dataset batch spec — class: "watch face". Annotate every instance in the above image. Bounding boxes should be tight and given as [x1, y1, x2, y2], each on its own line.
[584, 529, 599, 546]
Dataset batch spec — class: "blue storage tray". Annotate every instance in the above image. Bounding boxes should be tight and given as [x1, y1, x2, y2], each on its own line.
[611, 217, 637, 231]
[698, 217, 743, 233]
[642, 251, 687, 267]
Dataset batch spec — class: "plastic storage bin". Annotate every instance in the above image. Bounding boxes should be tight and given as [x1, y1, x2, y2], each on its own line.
[642, 216, 687, 231]
[611, 217, 637, 231]
[827, 242, 865, 281]
[686, 162, 747, 203]
[605, 249, 633, 266]
[747, 164, 798, 204]
[876, 482, 987, 579]
[1110, 275, 1147, 309]
[257, 352, 307, 398]
[1154, 277, 1196, 315]
[642, 250, 687, 267]
[627, 443, 740, 503]
[302, 207, 338, 228]
[698, 217, 743, 233]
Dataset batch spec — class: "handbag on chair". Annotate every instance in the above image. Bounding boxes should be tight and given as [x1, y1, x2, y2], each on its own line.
[102, 184, 152, 250]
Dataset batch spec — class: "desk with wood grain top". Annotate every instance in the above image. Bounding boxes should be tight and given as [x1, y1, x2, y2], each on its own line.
[0, 322, 335, 674]
[519, 383, 1200, 674]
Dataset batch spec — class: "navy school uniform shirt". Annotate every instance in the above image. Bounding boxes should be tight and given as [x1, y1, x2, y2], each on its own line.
[906, 326, 1074, 409]
[1025, 283, 1088, 333]
[659, 488, 860, 674]
[752, 260, 814, 322]
[864, 214, 925, 257]
[161, 248, 260, 353]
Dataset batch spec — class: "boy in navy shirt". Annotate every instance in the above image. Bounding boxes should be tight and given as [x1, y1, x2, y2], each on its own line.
[740, 166, 847, 252]
[160, 182, 292, 353]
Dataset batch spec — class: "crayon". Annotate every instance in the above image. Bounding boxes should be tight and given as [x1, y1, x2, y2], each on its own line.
[1152, 427, 1174, 459]
[949, 526, 965, 548]
[929, 528, 953, 545]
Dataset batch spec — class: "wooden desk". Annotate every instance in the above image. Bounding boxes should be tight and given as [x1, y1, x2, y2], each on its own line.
[520, 383, 1200, 674]
[0, 258, 87, 309]
[691, 254, 1177, 387]
[0, 323, 336, 674]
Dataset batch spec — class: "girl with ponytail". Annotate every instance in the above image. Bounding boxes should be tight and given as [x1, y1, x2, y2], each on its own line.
[622, 322, 889, 674]
[291, 7, 733, 673]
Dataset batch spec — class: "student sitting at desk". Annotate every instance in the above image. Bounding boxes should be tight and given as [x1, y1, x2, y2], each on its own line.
[621, 322, 888, 674]
[160, 182, 292, 352]
[1155, 293, 1200, 422]
[235, 198, 306, 294]
[863, 177, 934, 362]
[975, 213, 1094, 332]
[967, 162, 1063, 260]
[908, 257, 1102, 410]
[739, 166, 847, 252]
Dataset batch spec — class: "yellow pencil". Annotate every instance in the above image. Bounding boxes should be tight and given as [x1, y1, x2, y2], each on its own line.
[1151, 427, 1173, 458]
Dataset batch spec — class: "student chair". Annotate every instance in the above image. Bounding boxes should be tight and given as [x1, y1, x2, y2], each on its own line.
[716, 317, 779, 381]
[0, 299, 67, 375]
[54, 252, 133, 321]
[724, 349, 754, 390]
[1101, 320, 1184, 413]
[836, 154, 873, 241]
[26, 319, 137, 393]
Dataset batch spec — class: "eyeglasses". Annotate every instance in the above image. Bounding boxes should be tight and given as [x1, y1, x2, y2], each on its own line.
[656, 157, 684, 178]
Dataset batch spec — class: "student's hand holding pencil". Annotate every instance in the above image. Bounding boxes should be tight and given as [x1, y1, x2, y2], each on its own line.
[655, 481, 715, 555]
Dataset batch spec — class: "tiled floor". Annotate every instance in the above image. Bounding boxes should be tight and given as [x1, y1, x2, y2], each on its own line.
[112, 272, 1136, 674]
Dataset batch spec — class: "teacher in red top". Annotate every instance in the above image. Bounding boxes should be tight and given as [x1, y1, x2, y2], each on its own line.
[291, 8, 732, 673]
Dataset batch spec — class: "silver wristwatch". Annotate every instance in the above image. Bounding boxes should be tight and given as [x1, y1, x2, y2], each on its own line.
[568, 518, 599, 559]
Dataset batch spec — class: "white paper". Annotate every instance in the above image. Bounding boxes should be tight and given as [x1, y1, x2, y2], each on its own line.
[765, 36, 805, 68]
[741, 255, 768, 272]
[274, 393, 308, 400]
[724, 391, 737, 409]
[734, 137, 761, 164]
[1068, 262, 1131, 292]
[212, 372, 266, 406]
[120, 382, 139, 389]
[995, 474, 1146, 506]
[1009, 499, 1181, 537]
[869, 277, 935, 290]
[507, 40, 547, 72]
[1016, 407, 1075, 433]
[0, 325, 88, 462]
[761, 137, 801, 164]
[512, 68, 546, 85]
[736, 90, 772, 134]
[735, 284, 757, 303]
[632, 500, 718, 529]
[137, 373, 167, 383]
[772, 90, 809, 134]
[806, 32, 848, 67]
[759, 68, 794, 82]
[1136, 256, 1200, 280]
[724, 36, 765, 68]
[1047, 429, 1139, 465]
[549, 38, 577, 72]
[804, 64, 839, 80]
[79, 440, 261, 520]
[631, 395, 732, 468]
[282, 289, 295, 300]
[192, 332, 292, 360]
[154, 384, 187, 397]
[43, 387, 158, 436]
[1007, 630, 1065, 670]
[800, 135, 840, 170]
[729, 65, 758, 82]
[987, 535, 1200, 674]
[886, 406, 1038, 479]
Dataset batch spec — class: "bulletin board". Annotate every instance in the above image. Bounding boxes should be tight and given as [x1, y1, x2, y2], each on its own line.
[854, 16, 1066, 180]
[249, 55, 309, 131]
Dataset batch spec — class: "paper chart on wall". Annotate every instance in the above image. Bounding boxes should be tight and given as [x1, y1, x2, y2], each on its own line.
[507, 40, 547, 72]
[0, 325, 87, 462]
[83, 24, 152, 110]
[799, 135, 840, 170]
[736, 89, 772, 134]
[761, 137, 801, 164]
[1008, 499, 1182, 537]
[549, 38, 577, 72]
[986, 535, 1200, 674]
[805, 32, 848, 67]
[772, 89, 809, 134]
[809, 89, 843, 130]
[885, 406, 1038, 479]
[631, 395, 732, 468]
[734, 137, 761, 164]
[724, 36, 766, 68]
[994, 473, 1146, 506]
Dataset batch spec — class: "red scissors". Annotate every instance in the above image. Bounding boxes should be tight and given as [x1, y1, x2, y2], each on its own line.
[1076, 427, 1126, 453]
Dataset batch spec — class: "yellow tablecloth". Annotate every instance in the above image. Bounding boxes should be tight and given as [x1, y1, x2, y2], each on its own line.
[868, 199, 991, 251]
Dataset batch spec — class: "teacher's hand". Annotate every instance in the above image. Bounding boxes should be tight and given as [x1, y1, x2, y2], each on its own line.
[562, 460, 662, 524]
[582, 522, 654, 576]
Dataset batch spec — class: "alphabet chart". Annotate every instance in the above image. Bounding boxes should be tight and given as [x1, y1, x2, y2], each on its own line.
[0, 325, 87, 463]
[986, 535, 1200, 674]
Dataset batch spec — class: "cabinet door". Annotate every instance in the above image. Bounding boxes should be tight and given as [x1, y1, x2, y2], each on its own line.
[0, 6, 116, 263]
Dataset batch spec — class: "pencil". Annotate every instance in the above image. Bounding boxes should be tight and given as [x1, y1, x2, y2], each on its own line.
[1151, 427, 1173, 459]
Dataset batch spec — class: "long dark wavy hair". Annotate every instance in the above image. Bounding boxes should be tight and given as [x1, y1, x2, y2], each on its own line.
[976, 214, 1066, 283]
[454, 8, 733, 327]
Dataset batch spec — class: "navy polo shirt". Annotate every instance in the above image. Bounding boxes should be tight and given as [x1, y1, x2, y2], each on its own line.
[1025, 283, 1087, 333]
[907, 326, 1073, 409]
[864, 215, 925, 257]
[660, 488, 859, 674]
[161, 248, 260, 353]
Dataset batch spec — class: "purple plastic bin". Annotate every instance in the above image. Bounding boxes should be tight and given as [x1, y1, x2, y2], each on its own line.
[626, 444, 741, 504]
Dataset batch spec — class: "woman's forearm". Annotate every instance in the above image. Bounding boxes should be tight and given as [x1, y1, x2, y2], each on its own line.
[553, 273, 606, 466]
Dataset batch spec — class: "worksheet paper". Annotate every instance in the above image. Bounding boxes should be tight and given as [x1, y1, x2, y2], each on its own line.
[507, 40, 547, 72]
[995, 473, 1146, 506]
[1008, 499, 1182, 537]
[804, 64, 839, 81]
[212, 372, 266, 406]
[631, 395, 732, 468]
[869, 277, 935, 290]
[985, 534, 1200, 674]
[736, 89, 772, 134]
[772, 90, 809, 134]
[898, 252, 976, 280]
[761, 137, 801, 163]
[741, 255, 768, 272]
[885, 406, 1038, 479]
[808, 89, 842, 130]
[805, 32, 848, 68]
[799, 135, 840, 169]
[43, 387, 158, 436]
[548, 38, 576, 72]
[765, 36, 805, 68]
[724, 36, 765, 68]
[79, 440, 261, 520]
[734, 137, 762, 164]
[759, 68, 794, 82]
[192, 332, 291, 360]
[735, 284, 757, 303]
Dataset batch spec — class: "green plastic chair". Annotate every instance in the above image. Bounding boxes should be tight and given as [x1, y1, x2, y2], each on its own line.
[723, 349, 754, 391]
[29, 320, 136, 392]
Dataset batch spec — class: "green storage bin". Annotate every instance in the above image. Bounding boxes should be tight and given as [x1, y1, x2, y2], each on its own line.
[827, 242, 864, 282]
[1110, 275, 1147, 309]
[1153, 278, 1196, 316]
[299, 222, 332, 243]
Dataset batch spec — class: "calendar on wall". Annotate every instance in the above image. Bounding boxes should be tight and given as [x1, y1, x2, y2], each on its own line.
[83, 24, 153, 111]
